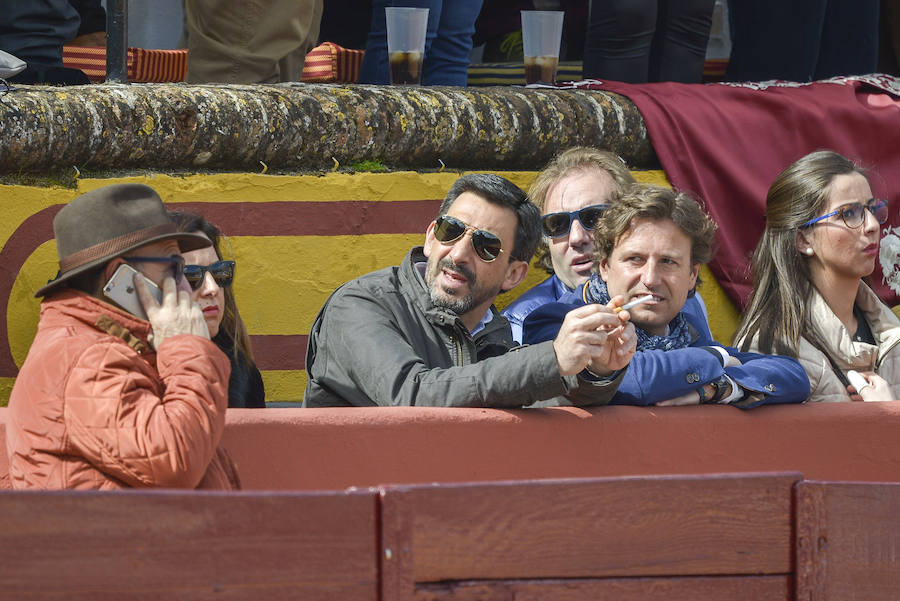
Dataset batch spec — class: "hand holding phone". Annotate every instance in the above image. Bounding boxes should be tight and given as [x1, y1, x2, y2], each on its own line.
[135, 270, 211, 349]
[845, 370, 895, 402]
[846, 370, 870, 392]
[104, 263, 210, 348]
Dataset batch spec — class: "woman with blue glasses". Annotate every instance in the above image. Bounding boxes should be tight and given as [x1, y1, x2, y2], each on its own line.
[169, 211, 265, 408]
[736, 150, 899, 402]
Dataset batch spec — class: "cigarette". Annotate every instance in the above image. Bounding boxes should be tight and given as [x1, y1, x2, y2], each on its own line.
[614, 294, 654, 313]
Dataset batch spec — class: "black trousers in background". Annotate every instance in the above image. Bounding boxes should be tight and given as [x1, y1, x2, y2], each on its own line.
[0, 0, 80, 67]
[726, 0, 879, 82]
[583, 0, 715, 83]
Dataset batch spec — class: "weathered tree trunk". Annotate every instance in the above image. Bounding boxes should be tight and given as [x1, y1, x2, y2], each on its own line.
[0, 83, 655, 173]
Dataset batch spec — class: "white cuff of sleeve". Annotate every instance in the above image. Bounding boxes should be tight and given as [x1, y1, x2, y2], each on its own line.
[709, 345, 731, 366]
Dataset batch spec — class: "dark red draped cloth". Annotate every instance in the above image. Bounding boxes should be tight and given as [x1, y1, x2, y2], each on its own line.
[567, 75, 900, 309]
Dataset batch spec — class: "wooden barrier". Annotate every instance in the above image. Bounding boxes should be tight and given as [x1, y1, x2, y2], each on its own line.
[216, 403, 900, 492]
[0, 489, 379, 601]
[380, 473, 798, 601]
[4, 402, 900, 492]
[796, 481, 900, 600]
[1, 468, 899, 599]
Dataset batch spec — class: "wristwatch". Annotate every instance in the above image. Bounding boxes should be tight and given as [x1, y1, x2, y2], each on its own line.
[698, 376, 733, 404]
[710, 375, 733, 402]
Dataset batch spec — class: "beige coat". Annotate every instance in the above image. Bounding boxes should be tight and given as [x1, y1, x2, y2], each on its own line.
[753, 284, 900, 403]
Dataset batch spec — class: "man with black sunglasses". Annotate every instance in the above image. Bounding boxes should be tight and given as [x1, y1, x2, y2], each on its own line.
[7, 183, 240, 490]
[503, 147, 710, 343]
[304, 173, 637, 408]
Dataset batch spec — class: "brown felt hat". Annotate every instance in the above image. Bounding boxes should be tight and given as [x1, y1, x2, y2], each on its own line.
[35, 183, 212, 297]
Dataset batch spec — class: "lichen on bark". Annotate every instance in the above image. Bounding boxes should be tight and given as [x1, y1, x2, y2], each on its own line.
[0, 83, 656, 174]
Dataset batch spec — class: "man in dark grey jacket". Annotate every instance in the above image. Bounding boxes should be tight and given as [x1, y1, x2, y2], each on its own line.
[303, 173, 636, 408]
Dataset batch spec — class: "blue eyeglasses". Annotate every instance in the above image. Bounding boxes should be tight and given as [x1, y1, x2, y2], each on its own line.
[800, 198, 888, 229]
[541, 204, 609, 238]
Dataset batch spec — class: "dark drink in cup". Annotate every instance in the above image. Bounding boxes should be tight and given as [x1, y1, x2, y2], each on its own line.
[389, 51, 424, 85]
[524, 55, 559, 85]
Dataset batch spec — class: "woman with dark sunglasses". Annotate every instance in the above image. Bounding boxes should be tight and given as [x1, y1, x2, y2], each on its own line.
[169, 211, 265, 408]
[736, 150, 900, 402]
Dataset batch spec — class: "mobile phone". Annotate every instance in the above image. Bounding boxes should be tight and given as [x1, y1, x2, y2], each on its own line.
[102, 264, 162, 320]
[846, 370, 871, 392]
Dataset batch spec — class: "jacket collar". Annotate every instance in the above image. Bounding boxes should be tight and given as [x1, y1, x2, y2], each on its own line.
[42, 289, 153, 346]
[551, 273, 573, 297]
[807, 282, 900, 367]
[400, 246, 512, 345]
[403, 246, 473, 327]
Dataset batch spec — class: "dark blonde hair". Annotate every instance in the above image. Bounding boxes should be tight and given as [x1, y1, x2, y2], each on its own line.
[593, 184, 716, 290]
[735, 150, 868, 356]
[168, 211, 255, 366]
[529, 147, 636, 273]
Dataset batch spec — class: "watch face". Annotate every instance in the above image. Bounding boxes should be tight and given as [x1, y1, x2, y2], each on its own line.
[712, 376, 732, 402]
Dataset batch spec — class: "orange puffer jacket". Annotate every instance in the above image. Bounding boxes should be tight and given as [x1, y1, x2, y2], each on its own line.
[6, 290, 240, 490]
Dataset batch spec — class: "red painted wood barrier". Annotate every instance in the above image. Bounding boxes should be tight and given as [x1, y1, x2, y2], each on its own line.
[380, 473, 797, 601]
[3, 403, 900, 491]
[217, 403, 900, 492]
[0, 489, 379, 600]
[2, 474, 899, 600]
[796, 481, 900, 600]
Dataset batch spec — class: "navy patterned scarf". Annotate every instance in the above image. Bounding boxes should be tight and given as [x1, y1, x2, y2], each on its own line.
[586, 275, 693, 351]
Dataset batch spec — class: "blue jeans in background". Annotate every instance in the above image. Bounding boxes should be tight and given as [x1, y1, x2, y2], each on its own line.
[359, 0, 484, 86]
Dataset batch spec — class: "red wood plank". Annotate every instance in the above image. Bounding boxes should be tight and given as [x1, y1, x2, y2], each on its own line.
[380, 488, 416, 601]
[796, 481, 900, 601]
[414, 575, 792, 601]
[382, 473, 798, 583]
[0, 489, 378, 601]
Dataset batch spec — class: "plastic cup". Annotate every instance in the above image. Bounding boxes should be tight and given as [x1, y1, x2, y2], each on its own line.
[520, 10, 564, 85]
[385, 7, 429, 85]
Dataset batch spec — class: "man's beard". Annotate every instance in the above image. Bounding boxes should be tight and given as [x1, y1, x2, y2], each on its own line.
[425, 256, 499, 316]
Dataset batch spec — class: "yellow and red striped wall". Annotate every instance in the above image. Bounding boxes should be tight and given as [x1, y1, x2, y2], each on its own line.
[0, 171, 739, 403]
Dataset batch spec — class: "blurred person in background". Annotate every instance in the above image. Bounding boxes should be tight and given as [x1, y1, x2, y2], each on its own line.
[0, 0, 105, 84]
[582, 0, 715, 83]
[358, 0, 483, 86]
[726, 0, 878, 82]
[183, 0, 323, 83]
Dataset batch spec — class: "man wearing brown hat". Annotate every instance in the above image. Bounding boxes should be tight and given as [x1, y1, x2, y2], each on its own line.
[6, 183, 240, 490]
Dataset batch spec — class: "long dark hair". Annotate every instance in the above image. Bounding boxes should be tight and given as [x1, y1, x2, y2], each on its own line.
[735, 150, 868, 356]
[168, 210, 255, 365]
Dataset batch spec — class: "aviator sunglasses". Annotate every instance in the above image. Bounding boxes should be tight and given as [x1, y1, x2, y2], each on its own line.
[433, 215, 504, 262]
[800, 198, 889, 229]
[126, 255, 186, 284]
[183, 260, 236, 290]
[541, 204, 609, 238]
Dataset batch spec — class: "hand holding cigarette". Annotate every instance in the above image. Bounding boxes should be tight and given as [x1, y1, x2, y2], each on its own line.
[553, 302, 636, 376]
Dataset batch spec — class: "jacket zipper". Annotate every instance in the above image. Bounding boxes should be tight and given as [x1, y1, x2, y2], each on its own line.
[875, 335, 900, 371]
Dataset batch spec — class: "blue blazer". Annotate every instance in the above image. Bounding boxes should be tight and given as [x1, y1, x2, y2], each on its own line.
[502, 274, 571, 344]
[523, 281, 810, 409]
